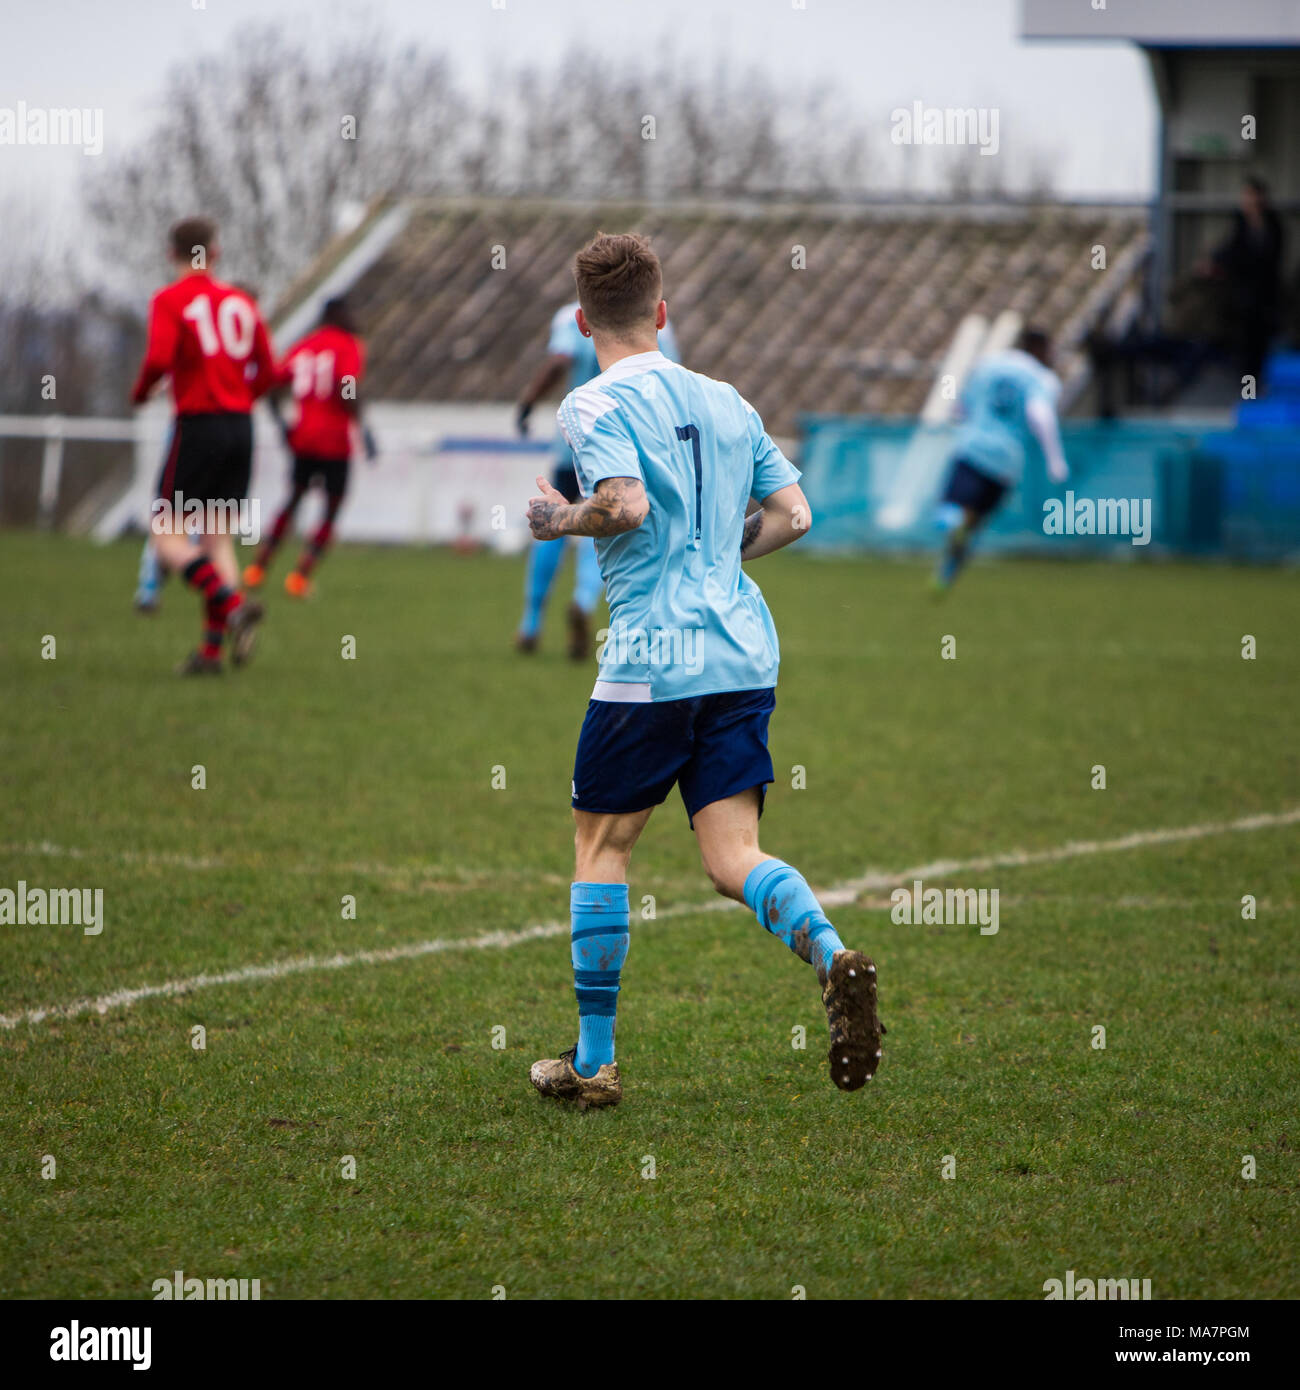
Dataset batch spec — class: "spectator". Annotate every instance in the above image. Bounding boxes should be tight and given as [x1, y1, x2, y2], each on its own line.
[1198, 178, 1285, 390]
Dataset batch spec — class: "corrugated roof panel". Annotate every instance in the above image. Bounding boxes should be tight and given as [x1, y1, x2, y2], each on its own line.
[295, 200, 1147, 431]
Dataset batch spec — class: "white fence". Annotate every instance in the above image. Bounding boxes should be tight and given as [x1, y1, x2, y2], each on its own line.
[0, 402, 556, 551]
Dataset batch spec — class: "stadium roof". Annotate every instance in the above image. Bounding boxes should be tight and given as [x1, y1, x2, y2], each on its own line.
[275, 197, 1149, 432]
[1022, 0, 1300, 46]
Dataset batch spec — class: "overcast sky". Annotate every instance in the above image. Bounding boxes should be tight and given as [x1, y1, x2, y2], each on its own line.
[0, 0, 1156, 230]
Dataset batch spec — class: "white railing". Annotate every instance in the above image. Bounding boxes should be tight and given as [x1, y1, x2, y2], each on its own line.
[0, 402, 557, 551]
[0, 413, 143, 530]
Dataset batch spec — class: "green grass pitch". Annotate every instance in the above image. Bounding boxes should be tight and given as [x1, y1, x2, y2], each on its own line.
[1, 532, 1296, 1299]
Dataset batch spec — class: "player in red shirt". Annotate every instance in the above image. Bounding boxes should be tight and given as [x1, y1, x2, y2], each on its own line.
[243, 297, 373, 599]
[131, 216, 274, 673]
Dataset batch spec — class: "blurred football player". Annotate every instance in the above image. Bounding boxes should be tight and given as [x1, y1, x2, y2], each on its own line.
[130, 218, 273, 673]
[933, 326, 1069, 592]
[244, 296, 373, 598]
[514, 297, 679, 659]
[133, 282, 263, 614]
[525, 234, 883, 1109]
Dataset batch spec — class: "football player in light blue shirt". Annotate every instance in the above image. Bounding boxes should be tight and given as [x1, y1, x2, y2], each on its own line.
[514, 300, 679, 658]
[934, 326, 1069, 590]
[523, 234, 884, 1110]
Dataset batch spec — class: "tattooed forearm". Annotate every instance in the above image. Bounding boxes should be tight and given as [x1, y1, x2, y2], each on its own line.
[740, 509, 764, 559]
[528, 476, 648, 540]
[737, 484, 812, 560]
[571, 477, 647, 535]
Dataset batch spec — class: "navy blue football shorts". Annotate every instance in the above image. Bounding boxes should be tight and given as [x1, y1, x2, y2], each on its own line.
[942, 458, 1010, 518]
[552, 464, 582, 503]
[572, 686, 776, 825]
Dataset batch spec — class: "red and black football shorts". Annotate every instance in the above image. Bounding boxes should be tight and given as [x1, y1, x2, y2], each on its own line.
[156, 412, 254, 508]
[291, 454, 350, 499]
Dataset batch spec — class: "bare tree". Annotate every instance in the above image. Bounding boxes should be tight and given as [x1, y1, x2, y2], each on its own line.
[84, 19, 1062, 320]
[486, 48, 870, 202]
[85, 25, 882, 309]
[85, 25, 468, 305]
[0, 191, 139, 416]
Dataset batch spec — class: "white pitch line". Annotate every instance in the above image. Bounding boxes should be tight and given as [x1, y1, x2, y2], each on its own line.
[1, 807, 1295, 1031]
[0, 840, 509, 886]
[0, 923, 570, 1030]
[817, 806, 1300, 907]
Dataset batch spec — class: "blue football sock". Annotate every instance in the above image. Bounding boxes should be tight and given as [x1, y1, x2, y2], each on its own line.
[743, 859, 845, 980]
[937, 525, 971, 587]
[570, 881, 630, 1076]
[136, 540, 161, 603]
[520, 536, 566, 639]
[572, 537, 603, 614]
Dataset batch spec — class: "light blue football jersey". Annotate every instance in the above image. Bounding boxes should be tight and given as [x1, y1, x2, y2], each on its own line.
[556, 351, 800, 702]
[951, 348, 1062, 486]
[547, 302, 601, 393]
[547, 303, 680, 467]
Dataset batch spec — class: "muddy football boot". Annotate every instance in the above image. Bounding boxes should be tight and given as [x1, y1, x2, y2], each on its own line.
[529, 1045, 622, 1109]
[566, 602, 590, 661]
[822, 950, 885, 1091]
[227, 598, 265, 668]
[175, 650, 222, 676]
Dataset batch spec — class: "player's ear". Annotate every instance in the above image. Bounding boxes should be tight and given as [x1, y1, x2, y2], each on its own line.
[655, 300, 667, 331]
[575, 306, 591, 339]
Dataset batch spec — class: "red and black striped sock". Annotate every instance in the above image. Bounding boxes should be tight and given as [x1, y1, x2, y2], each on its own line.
[296, 520, 334, 578]
[296, 498, 341, 578]
[183, 557, 242, 619]
[200, 590, 230, 662]
[205, 593, 231, 642]
[257, 491, 303, 569]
